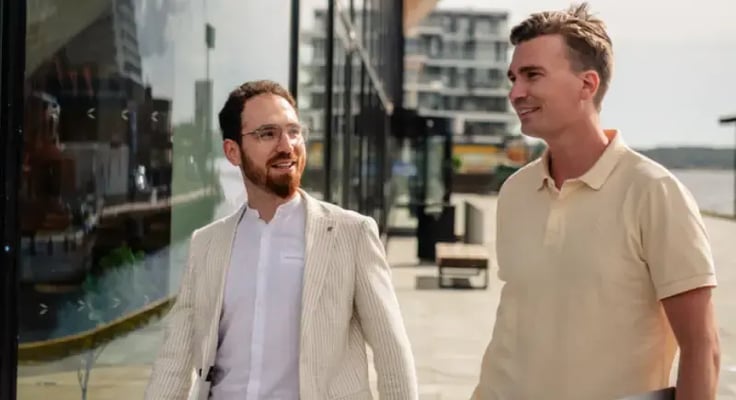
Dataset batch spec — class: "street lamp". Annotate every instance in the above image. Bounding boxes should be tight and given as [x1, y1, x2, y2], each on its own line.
[718, 114, 736, 216]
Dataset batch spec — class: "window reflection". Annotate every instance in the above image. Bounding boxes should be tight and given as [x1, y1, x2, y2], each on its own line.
[17, 0, 225, 397]
[299, 2, 329, 199]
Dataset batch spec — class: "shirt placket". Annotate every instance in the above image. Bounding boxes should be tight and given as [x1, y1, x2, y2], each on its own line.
[543, 190, 565, 248]
[246, 221, 271, 400]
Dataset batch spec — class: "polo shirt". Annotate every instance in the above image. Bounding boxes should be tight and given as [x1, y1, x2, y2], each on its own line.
[475, 130, 717, 400]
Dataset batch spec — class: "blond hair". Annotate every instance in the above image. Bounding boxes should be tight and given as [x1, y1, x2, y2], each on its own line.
[510, 2, 613, 109]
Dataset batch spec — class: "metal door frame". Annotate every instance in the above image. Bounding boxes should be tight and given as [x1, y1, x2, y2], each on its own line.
[0, 0, 26, 398]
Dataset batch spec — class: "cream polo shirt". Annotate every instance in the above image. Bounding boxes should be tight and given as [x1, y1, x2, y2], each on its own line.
[474, 130, 717, 400]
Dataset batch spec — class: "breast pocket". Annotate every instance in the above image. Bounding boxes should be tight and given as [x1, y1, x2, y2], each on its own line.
[280, 252, 304, 265]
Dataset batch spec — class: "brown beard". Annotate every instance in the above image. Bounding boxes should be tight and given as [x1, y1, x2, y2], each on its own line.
[240, 150, 303, 199]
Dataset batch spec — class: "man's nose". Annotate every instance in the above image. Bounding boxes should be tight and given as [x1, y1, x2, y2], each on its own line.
[508, 82, 527, 103]
[275, 131, 296, 152]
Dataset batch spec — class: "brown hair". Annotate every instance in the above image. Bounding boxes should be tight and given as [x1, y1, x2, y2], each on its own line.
[510, 2, 613, 109]
[218, 80, 297, 142]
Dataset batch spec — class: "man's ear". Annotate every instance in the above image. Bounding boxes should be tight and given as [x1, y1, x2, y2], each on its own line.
[580, 69, 600, 103]
[223, 139, 242, 167]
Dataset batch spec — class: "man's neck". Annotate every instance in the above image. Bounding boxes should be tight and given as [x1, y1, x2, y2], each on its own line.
[244, 182, 296, 223]
[545, 118, 610, 189]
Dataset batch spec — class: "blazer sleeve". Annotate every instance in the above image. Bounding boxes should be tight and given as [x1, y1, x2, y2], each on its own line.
[144, 233, 199, 400]
[354, 217, 419, 400]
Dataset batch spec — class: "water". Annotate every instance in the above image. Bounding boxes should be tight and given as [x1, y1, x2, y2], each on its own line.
[671, 169, 735, 216]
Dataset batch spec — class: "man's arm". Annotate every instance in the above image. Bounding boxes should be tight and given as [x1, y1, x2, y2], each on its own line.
[662, 287, 720, 400]
[354, 217, 418, 400]
[144, 237, 198, 400]
[639, 175, 720, 399]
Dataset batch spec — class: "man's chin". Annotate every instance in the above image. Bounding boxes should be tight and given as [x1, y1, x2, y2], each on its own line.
[519, 125, 543, 139]
[267, 177, 301, 199]
[269, 185, 297, 199]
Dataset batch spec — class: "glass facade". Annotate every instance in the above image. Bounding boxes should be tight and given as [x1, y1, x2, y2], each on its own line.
[0, 0, 406, 398]
[298, 0, 403, 228]
[0, 0, 350, 398]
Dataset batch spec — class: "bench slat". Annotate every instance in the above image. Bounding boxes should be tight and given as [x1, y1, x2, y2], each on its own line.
[435, 242, 489, 263]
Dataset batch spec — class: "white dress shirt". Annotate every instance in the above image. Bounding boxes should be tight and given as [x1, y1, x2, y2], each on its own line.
[210, 194, 306, 400]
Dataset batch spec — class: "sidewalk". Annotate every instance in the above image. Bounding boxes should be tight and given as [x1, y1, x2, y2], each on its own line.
[377, 194, 501, 399]
[16, 194, 736, 399]
[382, 193, 736, 399]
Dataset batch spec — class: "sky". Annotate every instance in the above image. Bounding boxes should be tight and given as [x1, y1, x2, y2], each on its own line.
[435, 0, 736, 149]
[133, 0, 736, 150]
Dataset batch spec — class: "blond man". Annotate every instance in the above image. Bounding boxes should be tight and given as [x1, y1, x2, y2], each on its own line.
[472, 4, 720, 400]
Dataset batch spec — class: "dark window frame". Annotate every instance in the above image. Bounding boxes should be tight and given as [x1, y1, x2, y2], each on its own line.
[0, 0, 26, 398]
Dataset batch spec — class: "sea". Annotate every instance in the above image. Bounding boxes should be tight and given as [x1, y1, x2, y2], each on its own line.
[214, 157, 735, 217]
[671, 169, 735, 217]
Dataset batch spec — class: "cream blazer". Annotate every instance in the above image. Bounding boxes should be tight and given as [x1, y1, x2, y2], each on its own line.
[144, 190, 418, 400]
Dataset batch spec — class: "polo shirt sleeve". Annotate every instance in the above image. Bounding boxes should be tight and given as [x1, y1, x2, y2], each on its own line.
[639, 175, 717, 300]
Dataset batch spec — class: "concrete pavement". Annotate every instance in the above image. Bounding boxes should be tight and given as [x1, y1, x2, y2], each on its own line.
[16, 194, 736, 399]
[382, 193, 736, 399]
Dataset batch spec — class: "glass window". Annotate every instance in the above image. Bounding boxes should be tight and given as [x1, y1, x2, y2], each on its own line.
[495, 42, 507, 62]
[16, 1, 292, 397]
[429, 36, 441, 57]
[475, 42, 495, 61]
[299, 0, 329, 198]
[457, 17, 469, 35]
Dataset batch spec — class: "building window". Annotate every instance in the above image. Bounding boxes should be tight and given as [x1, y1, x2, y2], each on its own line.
[457, 16, 469, 35]
[475, 17, 492, 35]
[443, 15, 455, 32]
[476, 42, 494, 61]
[419, 92, 441, 109]
[495, 42, 507, 62]
[312, 93, 325, 108]
[428, 36, 442, 57]
[406, 37, 419, 55]
[313, 41, 326, 59]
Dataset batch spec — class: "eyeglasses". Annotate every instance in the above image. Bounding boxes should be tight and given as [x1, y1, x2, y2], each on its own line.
[241, 123, 308, 144]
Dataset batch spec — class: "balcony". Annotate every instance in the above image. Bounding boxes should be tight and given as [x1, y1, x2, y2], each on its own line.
[422, 58, 506, 69]
[417, 108, 516, 123]
[405, 81, 507, 98]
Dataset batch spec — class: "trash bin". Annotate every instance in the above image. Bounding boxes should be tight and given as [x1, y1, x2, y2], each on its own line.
[415, 203, 456, 262]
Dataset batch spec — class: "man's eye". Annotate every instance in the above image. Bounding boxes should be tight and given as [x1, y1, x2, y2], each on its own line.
[259, 129, 277, 139]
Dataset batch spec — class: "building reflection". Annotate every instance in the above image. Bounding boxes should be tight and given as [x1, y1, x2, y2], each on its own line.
[18, 0, 220, 355]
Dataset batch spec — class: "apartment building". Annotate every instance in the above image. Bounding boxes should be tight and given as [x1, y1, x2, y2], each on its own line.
[403, 9, 517, 145]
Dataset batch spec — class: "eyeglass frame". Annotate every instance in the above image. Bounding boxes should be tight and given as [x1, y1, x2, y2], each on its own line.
[240, 122, 309, 145]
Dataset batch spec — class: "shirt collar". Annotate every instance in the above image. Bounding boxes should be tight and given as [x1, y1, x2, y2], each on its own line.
[537, 129, 628, 191]
[243, 192, 303, 222]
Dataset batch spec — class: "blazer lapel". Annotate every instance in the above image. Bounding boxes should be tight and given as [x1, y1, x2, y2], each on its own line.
[299, 190, 336, 334]
[201, 204, 245, 368]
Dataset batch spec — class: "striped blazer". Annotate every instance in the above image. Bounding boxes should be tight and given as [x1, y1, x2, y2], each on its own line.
[144, 190, 418, 400]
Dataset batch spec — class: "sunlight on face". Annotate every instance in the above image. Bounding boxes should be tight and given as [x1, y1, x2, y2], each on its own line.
[507, 34, 588, 140]
[238, 94, 307, 198]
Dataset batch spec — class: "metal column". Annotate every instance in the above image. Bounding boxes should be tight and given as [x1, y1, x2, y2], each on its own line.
[0, 0, 26, 397]
[719, 114, 736, 216]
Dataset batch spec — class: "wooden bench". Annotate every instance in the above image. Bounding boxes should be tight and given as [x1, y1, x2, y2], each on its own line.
[435, 242, 490, 289]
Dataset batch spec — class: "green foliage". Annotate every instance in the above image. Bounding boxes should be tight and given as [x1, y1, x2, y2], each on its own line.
[451, 155, 462, 171]
[98, 245, 144, 270]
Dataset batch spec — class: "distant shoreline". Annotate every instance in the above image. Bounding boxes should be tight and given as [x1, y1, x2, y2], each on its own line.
[636, 147, 735, 171]
[702, 210, 736, 220]
[670, 167, 735, 171]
